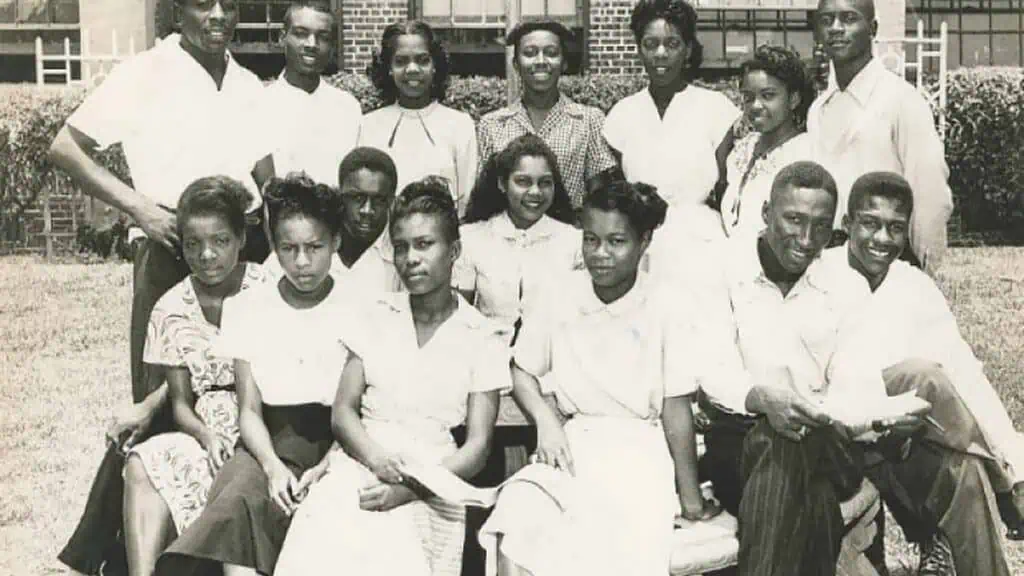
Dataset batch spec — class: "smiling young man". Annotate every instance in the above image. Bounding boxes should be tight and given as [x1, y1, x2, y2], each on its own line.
[697, 161, 1009, 576]
[813, 172, 1023, 572]
[477, 21, 616, 208]
[808, 0, 952, 273]
[51, 2, 274, 573]
[261, 0, 362, 186]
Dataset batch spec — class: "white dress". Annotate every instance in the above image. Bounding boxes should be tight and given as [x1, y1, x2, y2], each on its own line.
[275, 292, 511, 576]
[480, 272, 701, 576]
[603, 87, 741, 289]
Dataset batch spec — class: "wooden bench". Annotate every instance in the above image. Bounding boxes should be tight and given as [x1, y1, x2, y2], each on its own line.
[494, 396, 883, 576]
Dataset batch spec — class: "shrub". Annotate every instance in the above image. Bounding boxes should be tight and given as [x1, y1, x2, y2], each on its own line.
[941, 67, 1024, 236]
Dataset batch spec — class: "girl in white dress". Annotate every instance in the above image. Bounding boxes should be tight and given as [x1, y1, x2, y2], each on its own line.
[721, 45, 816, 238]
[275, 178, 509, 576]
[457, 134, 581, 343]
[124, 176, 269, 576]
[603, 0, 741, 286]
[359, 21, 478, 216]
[480, 181, 720, 576]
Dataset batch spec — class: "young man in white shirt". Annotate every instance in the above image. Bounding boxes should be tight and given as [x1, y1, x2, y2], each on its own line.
[262, 0, 363, 186]
[808, 0, 952, 273]
[698, 161, 1008, 576]
[828, 171, 1024, 545]
[50, 2, 273, 573]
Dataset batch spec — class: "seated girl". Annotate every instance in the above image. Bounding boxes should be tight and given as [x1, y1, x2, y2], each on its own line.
[457, 133, 580, 343]
[154, 174, 347, 576]
[123, 175, 270, 576]
[274, 177, 509, 576]
[480, 181, 720, 576]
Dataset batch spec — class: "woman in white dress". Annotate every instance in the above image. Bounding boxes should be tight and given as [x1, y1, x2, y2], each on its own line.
[457, 133, 580, 343]
[359, 21, 478, 216]
[123, 176, 269, 576]
[720, 45, 817, 238]
[603, 0, 741, 285]
[480, 181, 720, 576]
[275, 178, 509, 576]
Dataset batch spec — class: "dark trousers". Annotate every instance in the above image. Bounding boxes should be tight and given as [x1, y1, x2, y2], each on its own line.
[58, 222, 269, 576]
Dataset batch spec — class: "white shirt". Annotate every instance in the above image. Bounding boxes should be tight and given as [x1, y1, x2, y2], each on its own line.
[816, 246, 1024, 484]
[358, 101, 478, 215]
[262, 251, 348, 282]
[808, 58, 953, 269]
[604, 86, 740, 208]
[514, 271, 701, 420]
[701, 235, 872, 415]
[454, 213, 581, 334]
[67, 34, 268, 210]
[216, 278, 349, 406]
[262, 76, 363, 186]
[721, 132, 814, 238]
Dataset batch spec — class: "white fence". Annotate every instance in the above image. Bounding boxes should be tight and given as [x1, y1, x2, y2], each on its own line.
[875, 20, 949, 139]
[34, 28, 137, 87]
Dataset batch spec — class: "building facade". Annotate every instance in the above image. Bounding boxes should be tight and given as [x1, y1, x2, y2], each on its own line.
[0, 0, 1020, 81]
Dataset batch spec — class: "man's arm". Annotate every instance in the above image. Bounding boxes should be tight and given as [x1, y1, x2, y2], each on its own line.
[898, 94, 953, 272]
[48, 125, 178, 249]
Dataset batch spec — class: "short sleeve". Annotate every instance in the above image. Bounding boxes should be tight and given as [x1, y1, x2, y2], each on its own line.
[453, 112, 480, 216]
[142, 294, 186, 367]
[706, 91, 742, 145]
[602, 97, 631, 154]
[215, 292, 257, 362]
[469, 327, 513, 394]
[512, 310, 553, 383]
[66, 53, 149, 150]
[584, 107, 618, 180]
[452, 247, 477, 294]
[662, 313, 700, 398]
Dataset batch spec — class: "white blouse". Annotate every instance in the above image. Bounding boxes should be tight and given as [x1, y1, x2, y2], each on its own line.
[357, 101, 478, 215]
[216, 278, 349, 406]
[454, 213, 581, 335]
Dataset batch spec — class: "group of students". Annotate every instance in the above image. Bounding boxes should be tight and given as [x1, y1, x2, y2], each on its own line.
[48, 0, 1023, 576]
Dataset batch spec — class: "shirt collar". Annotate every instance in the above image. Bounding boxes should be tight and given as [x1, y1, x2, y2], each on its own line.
[728, 233, 827, 293]
[160, 33, 239, 86]
[830, 58, 886, 107]
[377, 290, 487, 330]
[273, 73, 324, 97]
[506, 94, 584, 123]
[576, 270, 651, 318]
[490, 212, 562, 242]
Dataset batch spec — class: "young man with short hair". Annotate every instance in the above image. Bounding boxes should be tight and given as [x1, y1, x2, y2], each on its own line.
[809, 0, 952, 272]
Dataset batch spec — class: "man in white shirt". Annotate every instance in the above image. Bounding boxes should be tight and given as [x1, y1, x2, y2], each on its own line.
[808, 0, 952, 272]
[827, 171, 1023, 547]
[50, 2, 273, 573]
[698, 161, 1008, 576]
[262, 1, 362, 186]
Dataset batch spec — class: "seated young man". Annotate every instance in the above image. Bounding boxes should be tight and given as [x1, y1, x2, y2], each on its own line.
[697, 161, 1010, 576]
[821, 171, 1024, 542]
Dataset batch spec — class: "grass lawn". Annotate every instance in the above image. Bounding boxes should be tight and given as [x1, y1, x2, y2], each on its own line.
[1, 249, 1023, 575]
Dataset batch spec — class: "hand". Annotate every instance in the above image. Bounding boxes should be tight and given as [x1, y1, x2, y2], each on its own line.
[367, 453, 405, 484]
[293, 461, 329, 502]
[135, 204, 178, 251]
[677, 497, 723, 525]
[106, 401, 158, 452]
[358, 481, 417, 512]
[873, 412, 927, 440]
[533, 417, 575, 475]
[266, 461, 300, 515]
[756, 386, 831, 442]
[199, 430, 234, 475]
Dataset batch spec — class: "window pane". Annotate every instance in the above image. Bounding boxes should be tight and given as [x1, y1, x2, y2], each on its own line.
[547, 0, 577, 17]
[946, 31, 962, 67]
[699, 29, 726, 64]
[53, 0, 78, 23]
[725, 29, 755, 62]
[754, 30, 786, 47]
[960, 33, 992, 65]
[932, 13, 960, 31]
[992, 32, 1022, 64]
[786, 29, 814, 58]
[422, 0, 450, 18]
[16, 0, 51, 23]
[961, 13, 991, 31]
[992, 12, 1020, 30]
[0, 0, 16, 23]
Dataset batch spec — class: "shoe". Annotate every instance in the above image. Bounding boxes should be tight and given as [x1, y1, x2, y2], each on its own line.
[918, 531, 957, 576]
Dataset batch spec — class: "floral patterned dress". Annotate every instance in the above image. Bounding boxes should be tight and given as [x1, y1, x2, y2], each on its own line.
[127, 263, 268, 534]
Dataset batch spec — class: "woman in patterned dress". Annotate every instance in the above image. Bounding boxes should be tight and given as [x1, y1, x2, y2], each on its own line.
[720, 45, 816, 238]
[123, 175, 268, 576]
[274, 178, 509, 576]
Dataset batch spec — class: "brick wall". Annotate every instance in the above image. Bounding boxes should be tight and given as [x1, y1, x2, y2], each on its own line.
[341, 0, 409, 73]
[588, 0, 641, 75]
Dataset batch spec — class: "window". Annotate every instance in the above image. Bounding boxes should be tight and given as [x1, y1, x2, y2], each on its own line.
[410, 0, 587, 76]
[0, 0, 78, 25]
[0, 0, 80, 59]
[696, 7, 816, 69]
[909, 0, 1024, 67]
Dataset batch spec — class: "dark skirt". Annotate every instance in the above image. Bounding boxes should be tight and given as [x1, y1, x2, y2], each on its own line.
[154, 403, 333, 576]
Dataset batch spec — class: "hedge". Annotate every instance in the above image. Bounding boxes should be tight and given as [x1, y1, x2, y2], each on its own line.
[2, 68, 1023, 253]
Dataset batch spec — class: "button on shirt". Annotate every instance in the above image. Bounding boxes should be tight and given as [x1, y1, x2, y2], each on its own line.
[514, 271, 700, 420]
[262, 76, 362, 186]
[701, 236, 872, 415]
[216, 278, 349, 406]
[454, 213, 581, 334]
[808, 58, 953, 269]
[66, 34, 269, 210]
[477, 97, 617, 208]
